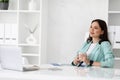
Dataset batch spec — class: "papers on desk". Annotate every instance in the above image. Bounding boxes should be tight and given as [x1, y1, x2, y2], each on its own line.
[24, 64, 62, 71]
[47, 67, 62, 71]
[51, 63, 71, 66]
[23, 65, 40, 71]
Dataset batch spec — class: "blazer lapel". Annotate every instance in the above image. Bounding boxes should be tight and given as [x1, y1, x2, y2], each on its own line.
[88, 43, 100, 60]
[83, 42, 92, 53]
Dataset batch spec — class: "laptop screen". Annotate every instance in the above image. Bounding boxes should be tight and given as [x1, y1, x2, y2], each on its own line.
[0, 46, 23, 71]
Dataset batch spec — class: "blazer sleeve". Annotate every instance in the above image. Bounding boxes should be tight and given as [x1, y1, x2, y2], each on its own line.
[100, 41, 114, 68]
[77, 42, 88, 54]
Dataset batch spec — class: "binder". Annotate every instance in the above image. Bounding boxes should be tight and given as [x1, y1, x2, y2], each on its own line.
[0, 23, 18, 44]
[113, 26, 120, 48]
[11, 24, 18, 44]
[108, 26, 115, 45]
[0, 24, 4, 44]
[4, 24, 11, 44]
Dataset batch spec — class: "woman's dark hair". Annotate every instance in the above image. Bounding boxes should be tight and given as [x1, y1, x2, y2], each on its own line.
[87, 19, 111, 44]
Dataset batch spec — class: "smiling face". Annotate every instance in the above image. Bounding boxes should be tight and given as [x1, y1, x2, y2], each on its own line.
[89, 21, 104, 38]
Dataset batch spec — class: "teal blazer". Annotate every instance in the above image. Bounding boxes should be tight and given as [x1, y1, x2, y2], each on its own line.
[77, 41, 114, 68]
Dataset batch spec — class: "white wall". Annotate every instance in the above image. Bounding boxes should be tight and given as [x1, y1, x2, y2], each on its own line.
[47, 0, 108, 64]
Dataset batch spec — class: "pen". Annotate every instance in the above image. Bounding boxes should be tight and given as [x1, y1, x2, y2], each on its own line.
[77, 61, 83, 67]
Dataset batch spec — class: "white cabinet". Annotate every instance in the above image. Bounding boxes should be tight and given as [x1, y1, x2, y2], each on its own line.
[0, 0, 42, 65]
[108, 0, 120, 68]
[108, 0, 120, 48]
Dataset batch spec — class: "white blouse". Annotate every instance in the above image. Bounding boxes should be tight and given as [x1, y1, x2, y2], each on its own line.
[86, 42, 98, 56]
[81, 42, 97, 66]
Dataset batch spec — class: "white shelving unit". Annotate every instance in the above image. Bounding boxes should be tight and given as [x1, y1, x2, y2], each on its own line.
[108, 0, 120, 26]
[108, 0, 120, 68]
[0, 0, 42, 65]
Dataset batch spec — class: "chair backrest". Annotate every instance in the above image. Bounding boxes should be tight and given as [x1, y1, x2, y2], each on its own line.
[84, 32, 89, 42]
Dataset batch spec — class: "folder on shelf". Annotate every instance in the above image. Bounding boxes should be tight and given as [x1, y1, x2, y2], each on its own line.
[4, 24, 11, 44]
[11, 24, 18, 44]
[113, 26, 120, 48]
[108, 26, 115, 32]
[114, 26, 120, 42]
[4, 23, 18, 44]
[108, 26, 115, 45]
[0, 24, 4, 44]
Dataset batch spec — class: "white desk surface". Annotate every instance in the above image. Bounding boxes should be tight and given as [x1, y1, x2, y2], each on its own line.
[0, 64, 120, 80]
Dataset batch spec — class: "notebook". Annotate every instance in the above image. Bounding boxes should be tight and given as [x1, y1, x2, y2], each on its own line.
[0, 46, 39, 71]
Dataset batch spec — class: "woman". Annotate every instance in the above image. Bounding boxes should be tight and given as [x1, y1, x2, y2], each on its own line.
[72, 19, 114, 68]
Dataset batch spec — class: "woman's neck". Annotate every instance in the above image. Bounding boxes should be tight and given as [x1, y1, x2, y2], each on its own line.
[92, 38, 100, 43]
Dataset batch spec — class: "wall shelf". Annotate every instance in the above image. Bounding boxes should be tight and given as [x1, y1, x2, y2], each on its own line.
[0, 10, 18, 13]
[19, 10, 40, 13]
[0, 43, 40, 46]
[108, 0, 120, 68]
[115, 57, 120, 60]
[22, 53, 39, 57]
[108, 11, 120, 14]
[0, 0, 42, 65]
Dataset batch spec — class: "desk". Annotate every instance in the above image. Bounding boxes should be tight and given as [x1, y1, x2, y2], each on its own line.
[0, 64, 120, 80]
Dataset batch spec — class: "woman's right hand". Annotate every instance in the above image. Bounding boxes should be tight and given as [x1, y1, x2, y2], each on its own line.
[73, 55, 80, 65]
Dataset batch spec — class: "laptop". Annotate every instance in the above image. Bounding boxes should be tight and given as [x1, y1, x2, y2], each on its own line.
[0, 46, 39, 71]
